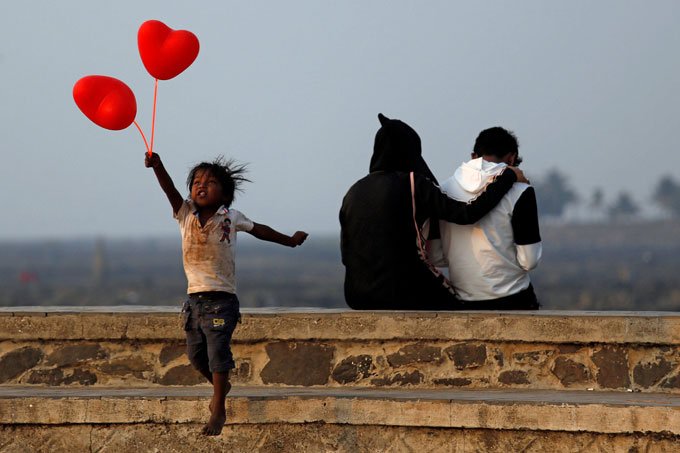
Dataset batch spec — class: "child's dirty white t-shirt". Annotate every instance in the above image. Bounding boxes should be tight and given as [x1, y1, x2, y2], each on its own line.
[174, 200, 254, 294]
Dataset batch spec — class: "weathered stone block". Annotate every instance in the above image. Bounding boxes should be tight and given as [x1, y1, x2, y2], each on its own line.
[661, 374, 680, 389]
[26, 368, 65, 385]
[552, 357, 590, 386]
[98, 356, 153, 375]
[232, 360, 251, 382]
[513, 350, 553, 364]
[46, 344, 107, 367]
[159, 344, 185, 366]
[371, 370, 423, 386]
[25, 368, 97, 385]
[0, 347, 43, 383]
[493, 350, 504, 366]
[498, 370, 530, 385]
[261, 342, 334, 386]
[558, 344, 581, 354]
[592, 347, 631, 389]
[445, 344, 487, 369]
[62, 368, 97, 385]
[433, 377, 472, 387]
[156, 364, 204, 386]
[387, 344, 441, 367]
[332, 355, 373, 384]
[633, 358, 673, 388]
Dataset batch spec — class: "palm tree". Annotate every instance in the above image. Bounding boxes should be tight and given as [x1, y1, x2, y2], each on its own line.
[653, 175, 680, 217]
[534, 169, 578, 218]
[608, 192, 639, 221]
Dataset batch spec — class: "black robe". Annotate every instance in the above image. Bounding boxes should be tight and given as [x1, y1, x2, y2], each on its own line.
[339, 114, 517, 310]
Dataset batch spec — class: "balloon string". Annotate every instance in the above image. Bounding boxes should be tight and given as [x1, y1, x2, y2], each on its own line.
[150, 78, 158, 155]
[133, 121, 151, 155]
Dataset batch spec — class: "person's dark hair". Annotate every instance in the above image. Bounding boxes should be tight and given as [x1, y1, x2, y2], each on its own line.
[186, 156, 250, 207]
[473, 127, 522, 164]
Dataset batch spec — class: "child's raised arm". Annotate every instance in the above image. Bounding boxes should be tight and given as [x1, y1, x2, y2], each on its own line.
[248, 223, 308, 247]
[145, 152, 183, 215]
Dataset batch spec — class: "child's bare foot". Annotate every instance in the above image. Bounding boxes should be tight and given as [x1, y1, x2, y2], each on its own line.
[202, 408, 226, 436]
[202, 371, 230, 435]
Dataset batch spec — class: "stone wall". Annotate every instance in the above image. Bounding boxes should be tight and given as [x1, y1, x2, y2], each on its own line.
[1, 309, 678, 393]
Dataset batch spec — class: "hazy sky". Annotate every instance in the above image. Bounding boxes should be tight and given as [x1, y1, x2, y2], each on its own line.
[2, 1, 679, 239]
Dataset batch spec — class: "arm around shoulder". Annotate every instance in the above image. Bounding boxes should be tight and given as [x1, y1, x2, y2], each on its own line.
[419, 169, 517, 225]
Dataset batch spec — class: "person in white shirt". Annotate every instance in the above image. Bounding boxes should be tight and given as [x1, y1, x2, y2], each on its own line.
[439, 127, 542, 309]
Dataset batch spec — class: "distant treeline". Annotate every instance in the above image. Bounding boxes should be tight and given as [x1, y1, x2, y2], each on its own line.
[534, 171, 680, 221]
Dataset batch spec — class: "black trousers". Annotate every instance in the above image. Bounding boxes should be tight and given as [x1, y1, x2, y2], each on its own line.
[455, 284, 540, 310]
[347, 284, 539, 311]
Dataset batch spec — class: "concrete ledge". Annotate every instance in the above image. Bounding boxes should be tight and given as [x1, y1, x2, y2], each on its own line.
[3, 425, 679, 452]
[1, 386, 679, 435]
[1, 308, 679, 344]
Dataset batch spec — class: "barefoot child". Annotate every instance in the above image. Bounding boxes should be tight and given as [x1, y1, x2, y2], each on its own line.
[145, 152, 308, 436]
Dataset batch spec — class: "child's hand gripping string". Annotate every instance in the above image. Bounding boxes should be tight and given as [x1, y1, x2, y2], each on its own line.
[145, 151, 162, 168]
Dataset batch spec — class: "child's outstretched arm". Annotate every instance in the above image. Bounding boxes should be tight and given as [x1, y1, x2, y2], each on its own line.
[248, 223, 308, 247]
[145, 152, 183, 215]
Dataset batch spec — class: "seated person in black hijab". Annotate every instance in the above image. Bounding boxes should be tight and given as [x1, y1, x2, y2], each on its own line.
[339, 114, 527, 310]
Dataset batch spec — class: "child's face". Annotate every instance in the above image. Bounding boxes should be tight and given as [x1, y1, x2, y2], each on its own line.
[190, 169, 225, 209]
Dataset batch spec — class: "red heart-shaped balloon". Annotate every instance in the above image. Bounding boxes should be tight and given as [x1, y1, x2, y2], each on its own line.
[138, 20, 200, 80]
[73, 75, 137, 130]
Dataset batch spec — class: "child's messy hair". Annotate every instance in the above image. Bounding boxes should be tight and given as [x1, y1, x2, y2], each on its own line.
[186, 156, 250, 207]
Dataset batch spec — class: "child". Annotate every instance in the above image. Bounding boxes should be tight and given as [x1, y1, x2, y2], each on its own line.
[145, 152, 308, 436]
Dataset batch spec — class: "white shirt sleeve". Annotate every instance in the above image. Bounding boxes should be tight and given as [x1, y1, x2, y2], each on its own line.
[173, 199, 192, 222]
[230, 209, 254, 232]
[516, 242, 542, 271]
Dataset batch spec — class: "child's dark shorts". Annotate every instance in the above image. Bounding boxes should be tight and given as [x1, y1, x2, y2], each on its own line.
[181, 292, 240, 374]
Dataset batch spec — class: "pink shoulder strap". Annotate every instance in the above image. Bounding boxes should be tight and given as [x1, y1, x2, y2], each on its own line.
[410, 172, 427, 257]
[410, 171, 456, 295]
